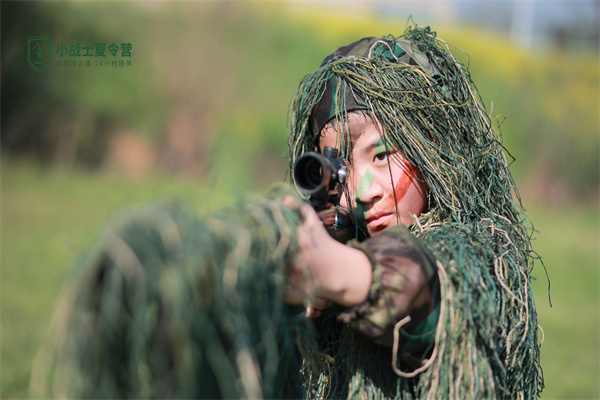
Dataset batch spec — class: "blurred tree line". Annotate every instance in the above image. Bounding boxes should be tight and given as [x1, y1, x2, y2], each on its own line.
[2, 2, 164, 169]
[2, 1, 598, 204]
[0, 1, 334, 189]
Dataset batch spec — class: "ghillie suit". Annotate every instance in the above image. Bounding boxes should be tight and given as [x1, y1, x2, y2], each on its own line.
[30, 192, 315, 399]
[287, 25, 545, 399]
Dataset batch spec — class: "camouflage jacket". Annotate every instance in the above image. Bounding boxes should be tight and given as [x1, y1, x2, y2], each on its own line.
[338, 226, 440, 368]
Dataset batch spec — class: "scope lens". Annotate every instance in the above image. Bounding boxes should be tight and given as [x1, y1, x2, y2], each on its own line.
[293, 153, 331, 194]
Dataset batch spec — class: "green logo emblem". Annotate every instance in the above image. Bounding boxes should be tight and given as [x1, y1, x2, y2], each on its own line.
[27, 36, 52, 73]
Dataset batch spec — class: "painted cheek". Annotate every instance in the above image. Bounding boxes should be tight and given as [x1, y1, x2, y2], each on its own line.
[375, 162, 419, 211]
[356, 169, 375, 197]
[354, 168, 376, 207]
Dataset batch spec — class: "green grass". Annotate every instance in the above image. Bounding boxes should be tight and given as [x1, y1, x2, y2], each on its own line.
[2, 160, 598, 398]
[527, 204, 600, 399]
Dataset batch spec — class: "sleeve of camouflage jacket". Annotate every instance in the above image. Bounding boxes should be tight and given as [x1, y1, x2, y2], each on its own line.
[337, 226, 440, 363]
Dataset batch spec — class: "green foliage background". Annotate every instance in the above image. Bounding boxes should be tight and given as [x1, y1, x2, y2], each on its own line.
[2, 1, 598, 399]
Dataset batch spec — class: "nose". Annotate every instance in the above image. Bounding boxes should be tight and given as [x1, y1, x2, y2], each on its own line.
[340, 168, 383, 209]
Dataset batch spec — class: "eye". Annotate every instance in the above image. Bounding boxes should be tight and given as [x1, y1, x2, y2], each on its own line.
[374, 151, 390, 163]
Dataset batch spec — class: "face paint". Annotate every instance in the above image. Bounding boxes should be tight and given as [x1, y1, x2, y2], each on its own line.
[373, 137, 389, 153]
[355, 168, 376, 206]
[352, 167, 375, 220]
[369, 161, 419, 217]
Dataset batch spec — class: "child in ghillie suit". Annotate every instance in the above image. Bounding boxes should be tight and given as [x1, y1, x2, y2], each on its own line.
[283, 25, 545, 399]
[32, 25, 545, 400]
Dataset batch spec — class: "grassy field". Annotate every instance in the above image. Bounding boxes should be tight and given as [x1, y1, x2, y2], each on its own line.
[2, 159, 598, 399]
[526, 205, 599, 399]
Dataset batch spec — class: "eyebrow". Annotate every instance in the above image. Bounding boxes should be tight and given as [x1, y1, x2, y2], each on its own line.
[361, 136, 388, 153]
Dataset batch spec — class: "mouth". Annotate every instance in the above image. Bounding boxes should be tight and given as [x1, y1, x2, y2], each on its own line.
[365, 213, 393, 230]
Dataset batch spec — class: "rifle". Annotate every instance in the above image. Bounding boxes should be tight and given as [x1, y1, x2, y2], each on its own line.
[293, 146, 357, 242]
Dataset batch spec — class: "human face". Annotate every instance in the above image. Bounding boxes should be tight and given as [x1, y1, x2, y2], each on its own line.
[319, 113, 428, 236]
